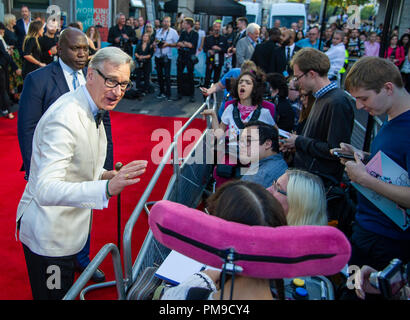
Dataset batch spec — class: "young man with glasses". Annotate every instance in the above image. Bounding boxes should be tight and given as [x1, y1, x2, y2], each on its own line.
[16, 47, 148, 300]
[239, 121, 288, 188]
[280, 48, 355, 188]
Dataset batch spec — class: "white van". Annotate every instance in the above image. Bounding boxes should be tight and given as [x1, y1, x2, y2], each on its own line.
[222, 1, 262, 26]
[268, 3, 307, 33]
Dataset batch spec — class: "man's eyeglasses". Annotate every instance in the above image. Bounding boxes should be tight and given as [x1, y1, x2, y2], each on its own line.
[271, 180, 287, 196]
[95, 69, 132, 91]
[292, 72, 308, 83]
[239, 138, 260, 147]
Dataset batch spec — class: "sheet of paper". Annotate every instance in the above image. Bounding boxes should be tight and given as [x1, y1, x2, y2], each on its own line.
[352, 151, 410, 230]
[155, 250, 209, 286]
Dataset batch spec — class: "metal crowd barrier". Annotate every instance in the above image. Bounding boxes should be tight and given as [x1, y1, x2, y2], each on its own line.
[351, 115, 383, 150]
[64, 90, 217, 300]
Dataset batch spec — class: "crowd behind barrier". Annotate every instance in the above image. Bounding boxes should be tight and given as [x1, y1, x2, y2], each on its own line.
[3, 4, 410, 302]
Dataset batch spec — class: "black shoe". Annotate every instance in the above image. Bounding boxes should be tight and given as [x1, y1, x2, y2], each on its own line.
[75, 264, 106, 283]
[189, 96, 195, 103]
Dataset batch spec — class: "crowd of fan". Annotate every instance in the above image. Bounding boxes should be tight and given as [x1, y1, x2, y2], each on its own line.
[107, 13, 410, 99]
[0, 5, 103, 120]
[118, 15, 409, 301]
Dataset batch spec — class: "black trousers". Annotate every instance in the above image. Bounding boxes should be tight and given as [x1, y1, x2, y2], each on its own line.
[339, 223, 410, 301]
[0, 67, 11, 113]
[177, 57, 195, 97]
[204, 61, 222, 88]
[135, 61, 152, 93]
[349, 223, 410, 271]
[155, 57, 171, 97]
[22, 243, 76, 300]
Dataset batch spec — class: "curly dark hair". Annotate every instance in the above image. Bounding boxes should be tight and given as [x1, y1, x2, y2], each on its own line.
[267, 73, 288, 98]
[230, 67, 266, 106]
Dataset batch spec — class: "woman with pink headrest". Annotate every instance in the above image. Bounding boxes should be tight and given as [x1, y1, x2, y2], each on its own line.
[161, 180, 288, 300]
[268, 169, 328, 226]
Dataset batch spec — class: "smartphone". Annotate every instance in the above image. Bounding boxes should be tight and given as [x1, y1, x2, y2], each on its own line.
[278, 129, 291, 139]
[333, 151, 356, 160]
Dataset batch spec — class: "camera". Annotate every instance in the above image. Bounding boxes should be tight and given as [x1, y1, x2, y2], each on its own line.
[369, 258, 408, 299]
[157, 40, 165, 49]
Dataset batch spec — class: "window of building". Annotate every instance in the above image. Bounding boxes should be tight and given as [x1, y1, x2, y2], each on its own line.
[13, 0, 50, 10]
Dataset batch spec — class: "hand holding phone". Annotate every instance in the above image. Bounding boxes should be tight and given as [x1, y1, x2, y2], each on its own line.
[332, 151, 356, 160]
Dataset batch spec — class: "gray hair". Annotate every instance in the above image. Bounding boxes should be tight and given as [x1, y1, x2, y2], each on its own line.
[89, 47, 135, 72]
[4, 14, 16, 28]
[115, 12, 125, 24]
[246, 23, 260, 35]
[333, 29, 345, 39]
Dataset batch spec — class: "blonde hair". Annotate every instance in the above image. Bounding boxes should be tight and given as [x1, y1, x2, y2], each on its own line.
[22, 20, 43, 52]
[144, 23, 154, 37]
[240, 60, 256, 72]
[285, 169, 328, 226]
[4, 14, 16, 29]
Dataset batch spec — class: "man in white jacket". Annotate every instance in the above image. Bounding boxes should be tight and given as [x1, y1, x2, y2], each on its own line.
[16, 47, 148, 299]
[325, 30, 346, 81]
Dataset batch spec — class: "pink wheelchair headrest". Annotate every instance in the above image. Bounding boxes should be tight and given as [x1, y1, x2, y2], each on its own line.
[149, 200, 351, 279]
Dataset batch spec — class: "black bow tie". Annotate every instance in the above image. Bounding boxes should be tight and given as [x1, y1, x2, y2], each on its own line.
[94, 110, 105, 128]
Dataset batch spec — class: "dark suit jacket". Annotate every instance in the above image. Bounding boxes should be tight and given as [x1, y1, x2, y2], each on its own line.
[14, 18, 28, 54]
[251, 40, 279, 74]
[17, 61, 114, 179]
[107, 24, 136, 56]
[272, 45, 302, 76]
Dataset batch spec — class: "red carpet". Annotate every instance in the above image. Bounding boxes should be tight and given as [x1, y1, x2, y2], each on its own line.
[0, 111, 206, 300]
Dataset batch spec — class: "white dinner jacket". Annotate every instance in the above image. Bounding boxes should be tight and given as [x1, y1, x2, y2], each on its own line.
[16, 86, 108, 257]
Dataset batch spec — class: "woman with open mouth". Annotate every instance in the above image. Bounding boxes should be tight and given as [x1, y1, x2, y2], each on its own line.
[201, 67, 276, 186]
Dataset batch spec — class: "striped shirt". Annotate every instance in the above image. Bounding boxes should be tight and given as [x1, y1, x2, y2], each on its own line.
[313, 82, 338, 99]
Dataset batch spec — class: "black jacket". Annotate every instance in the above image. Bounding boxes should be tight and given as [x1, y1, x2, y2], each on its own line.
[294, 88, 355, 183]
[0, 42, 17, 71]
[204, 35, 227, 64]
[107, 24, 136, 56]
[251, 40, 279, 73]
[272, 45, 301, 76]
[177, 30, 199, 58]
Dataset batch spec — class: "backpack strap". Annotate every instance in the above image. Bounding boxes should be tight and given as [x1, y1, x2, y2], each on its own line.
[232, 101, 262, 130]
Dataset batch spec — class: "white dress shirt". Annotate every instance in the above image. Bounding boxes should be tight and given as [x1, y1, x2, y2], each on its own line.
[154, 27, 179, 58]
[81, 85, 109, 207]
[59, 58, 86, 91]
[325, 43, 346, 78]
[286, 43, 296, 61]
